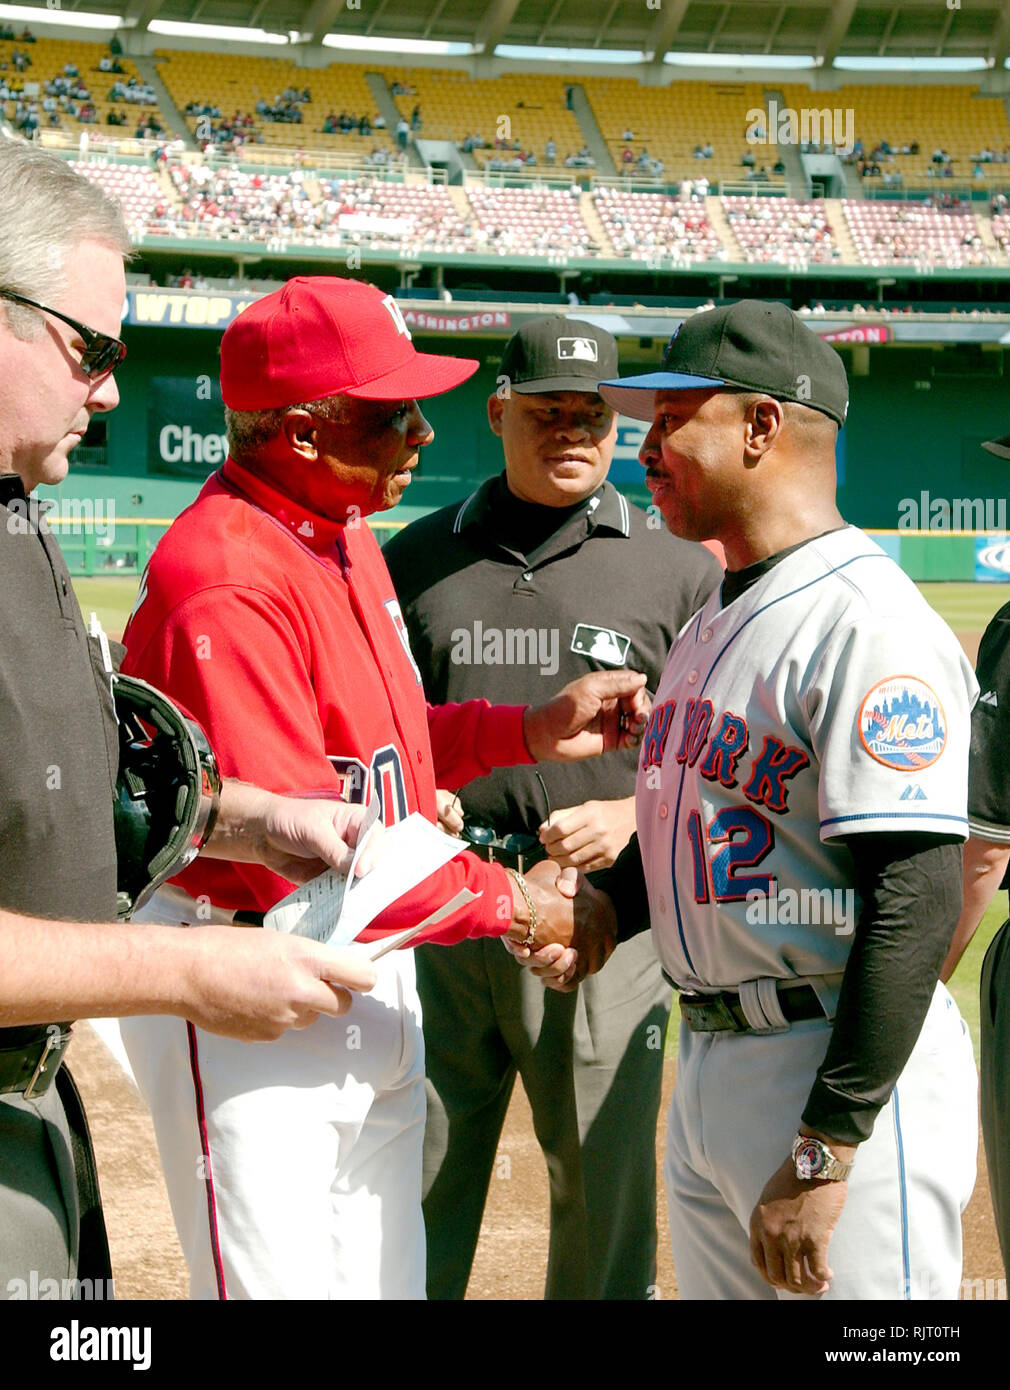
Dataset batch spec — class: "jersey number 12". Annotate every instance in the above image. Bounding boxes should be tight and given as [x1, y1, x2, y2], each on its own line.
[685, 806, 775, 903]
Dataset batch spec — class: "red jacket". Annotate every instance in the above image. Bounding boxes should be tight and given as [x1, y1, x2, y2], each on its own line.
[123, 457, 529, 945]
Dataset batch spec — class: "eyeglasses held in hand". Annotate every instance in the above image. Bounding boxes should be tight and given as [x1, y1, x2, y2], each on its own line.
[0, 289, 127, 378]
[460, 773, 554, 860]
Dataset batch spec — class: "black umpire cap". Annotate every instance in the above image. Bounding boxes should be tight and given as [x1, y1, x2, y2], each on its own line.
[499, 316, 619, 394]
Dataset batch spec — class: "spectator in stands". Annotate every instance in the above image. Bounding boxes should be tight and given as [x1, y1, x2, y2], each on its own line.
[741, 149, 756, 167]
[622, 146, 634, 165]
[622, 127, 634, 140]
[397, 117, 409, 149]
[702, 142, 714, 158]
[411, 104, 421, 131]
[545, 137, 556, 164]
[773, 157, 786, 175]
[693, 144, 705, 159]
[110, 33, 123, 55]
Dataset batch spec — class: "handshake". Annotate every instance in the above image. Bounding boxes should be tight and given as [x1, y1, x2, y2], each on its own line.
[504, 861, 617, 993]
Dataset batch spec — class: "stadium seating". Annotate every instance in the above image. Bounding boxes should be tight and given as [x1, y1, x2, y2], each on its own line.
[844, 199, 991, 267]
[69, 159, 166, 235]
[154, 49, 398, 163]
[154, 165, 479, 252]
[593, 187, 724, 262]
[463, 186, 595, 256]
[722, 196, 842, 265]
[0, 35, 166, 141]
[382, 67, 585, 172]
[992, 210, 1010, 256]
[581, 78, 788, 189]
[779, 83, 1010, 191]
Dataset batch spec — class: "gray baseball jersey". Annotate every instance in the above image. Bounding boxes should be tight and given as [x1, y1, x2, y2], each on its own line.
[637, 526, 977, 991]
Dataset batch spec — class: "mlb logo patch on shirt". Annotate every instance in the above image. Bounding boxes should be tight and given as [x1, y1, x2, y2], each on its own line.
[571, 623, 631, 667]
[858, 676, 947, 771]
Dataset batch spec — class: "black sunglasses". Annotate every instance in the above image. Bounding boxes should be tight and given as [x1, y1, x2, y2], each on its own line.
[0, 289, 127, 378]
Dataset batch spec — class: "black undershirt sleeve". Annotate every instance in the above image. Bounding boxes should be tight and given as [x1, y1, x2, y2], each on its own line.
[801, 831, 964, 1146]
[590, 833, 650, 942]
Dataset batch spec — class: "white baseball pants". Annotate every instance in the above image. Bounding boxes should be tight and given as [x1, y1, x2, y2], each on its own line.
[665, 982, 978, 1300]
[119, 889, 426, 1300]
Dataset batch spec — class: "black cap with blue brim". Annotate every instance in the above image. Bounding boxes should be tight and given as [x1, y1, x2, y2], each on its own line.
[597, 299, 849, 429]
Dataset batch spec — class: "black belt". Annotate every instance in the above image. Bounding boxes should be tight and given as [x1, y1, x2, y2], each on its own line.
[465, 839, 548, 874]
[0, 1027, 73, 1099]
[679, 985, 825, 1034]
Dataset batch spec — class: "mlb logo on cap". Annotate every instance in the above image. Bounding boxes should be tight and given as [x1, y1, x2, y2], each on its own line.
[557, 337, 599, 363]
[498, 315, 618, 394]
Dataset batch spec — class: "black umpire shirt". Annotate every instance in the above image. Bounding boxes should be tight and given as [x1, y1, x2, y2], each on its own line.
[384, 473, 722, 833]
[968, 600, 1010, 855]
[0, 472, 119, 1292]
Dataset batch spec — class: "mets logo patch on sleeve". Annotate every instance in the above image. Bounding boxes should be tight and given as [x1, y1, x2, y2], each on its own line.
[858, 676, 947, 770]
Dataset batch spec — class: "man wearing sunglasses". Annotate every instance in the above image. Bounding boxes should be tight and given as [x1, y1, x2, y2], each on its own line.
[0, 140, 386, 1301]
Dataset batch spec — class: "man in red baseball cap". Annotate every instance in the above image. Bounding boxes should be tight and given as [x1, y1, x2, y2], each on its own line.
[117, 276, 642, 1300]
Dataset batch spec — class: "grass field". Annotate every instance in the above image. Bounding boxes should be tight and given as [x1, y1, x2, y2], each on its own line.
[75, 574, 1007, 1054]
[919, 582, 1010, 636]
[73, 577, 140, 639]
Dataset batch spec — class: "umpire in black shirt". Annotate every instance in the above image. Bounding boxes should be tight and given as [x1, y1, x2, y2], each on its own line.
[385, 317, 721, 1299]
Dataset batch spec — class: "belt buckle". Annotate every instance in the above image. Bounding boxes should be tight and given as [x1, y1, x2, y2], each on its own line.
[23, 1030, 67, 1100]
[680, 993, 741, 1033]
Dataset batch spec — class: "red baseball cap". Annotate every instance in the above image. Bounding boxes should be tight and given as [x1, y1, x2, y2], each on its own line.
[220, 277, 478, 410]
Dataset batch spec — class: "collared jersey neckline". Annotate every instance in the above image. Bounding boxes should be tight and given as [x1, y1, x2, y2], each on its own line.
[219, 455, 349, 556]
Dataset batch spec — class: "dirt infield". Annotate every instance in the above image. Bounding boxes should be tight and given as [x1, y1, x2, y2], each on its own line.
[71, 1021, 1005, 1301]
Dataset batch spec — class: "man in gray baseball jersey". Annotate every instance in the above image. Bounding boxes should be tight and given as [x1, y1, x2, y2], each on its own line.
[538, 300, 978, 1299]
[385, 317, 720, 1299]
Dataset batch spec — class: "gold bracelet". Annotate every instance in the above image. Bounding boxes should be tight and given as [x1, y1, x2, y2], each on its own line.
[507, 869, 537, 949]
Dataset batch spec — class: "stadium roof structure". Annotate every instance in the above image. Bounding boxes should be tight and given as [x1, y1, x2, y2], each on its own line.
[26, 0, 1010, 68]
